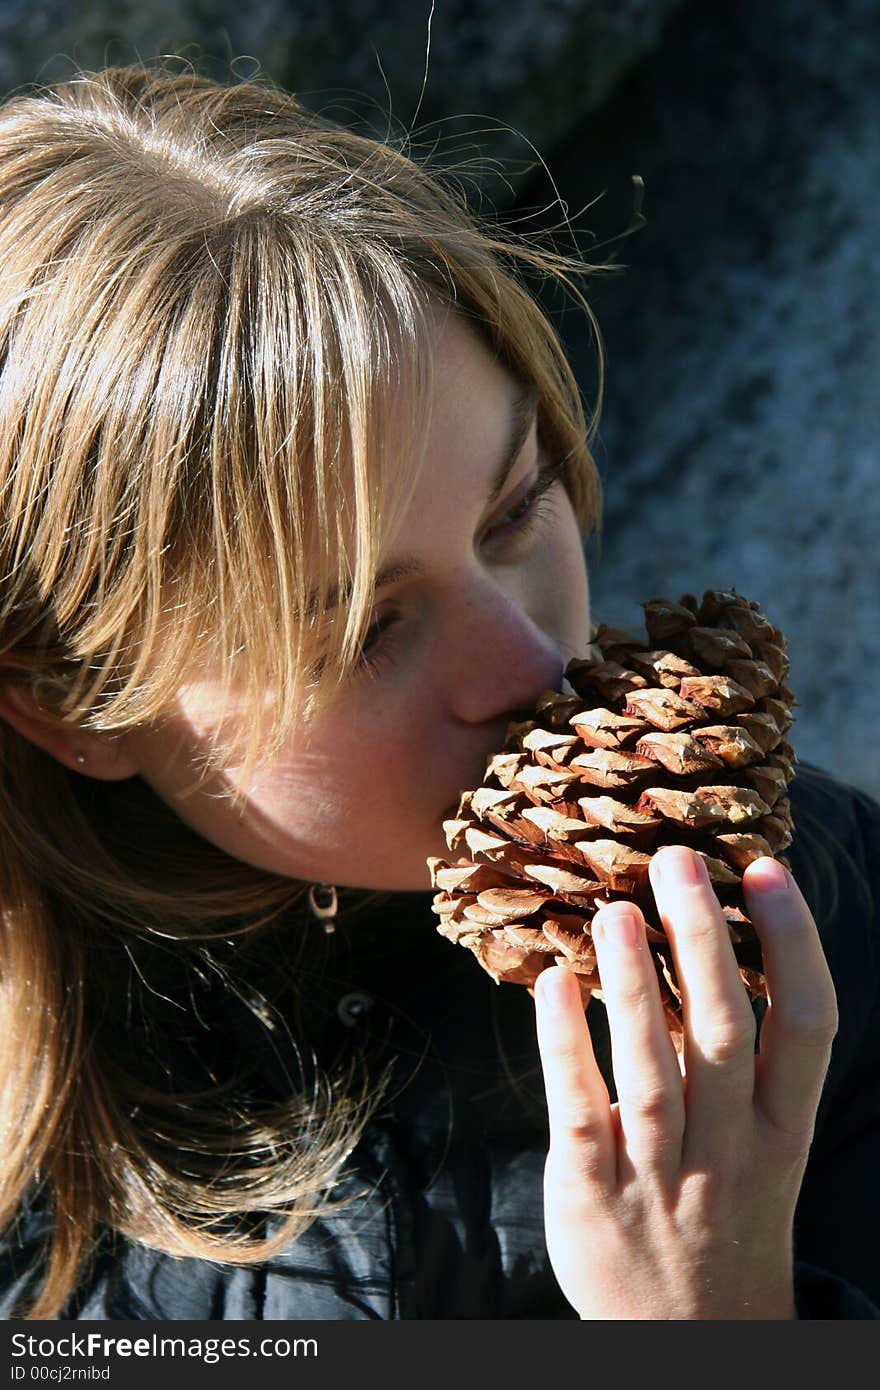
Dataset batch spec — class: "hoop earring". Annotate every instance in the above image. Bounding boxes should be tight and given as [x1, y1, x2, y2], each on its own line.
[307, 883, 338, 935]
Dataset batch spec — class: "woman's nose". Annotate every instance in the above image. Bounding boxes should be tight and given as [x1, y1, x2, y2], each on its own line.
[442, 582, 565, 724]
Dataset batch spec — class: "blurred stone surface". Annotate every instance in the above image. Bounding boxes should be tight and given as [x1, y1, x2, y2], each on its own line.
[0, 0, 682, 204]
[523, 0, 879, 801]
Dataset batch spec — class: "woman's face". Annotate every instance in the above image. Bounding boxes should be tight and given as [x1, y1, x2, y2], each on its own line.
[121, 311, 592, 891]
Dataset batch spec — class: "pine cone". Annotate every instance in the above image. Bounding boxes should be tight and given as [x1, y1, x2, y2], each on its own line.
[428, 589, 796, 1048]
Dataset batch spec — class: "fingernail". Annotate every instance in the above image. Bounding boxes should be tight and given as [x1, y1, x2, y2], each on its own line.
[748, 857, 791, 892]
[535, 963, 576, 1011]
[593, 905, 641, 947]
[658, 845, 705, 885]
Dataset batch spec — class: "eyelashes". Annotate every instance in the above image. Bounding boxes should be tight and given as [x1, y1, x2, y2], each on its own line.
[353, 612, 400, 678]
[352, 457, 567, 679]
[491, 456, 566, 540]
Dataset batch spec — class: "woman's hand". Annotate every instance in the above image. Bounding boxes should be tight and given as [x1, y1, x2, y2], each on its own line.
[533, 846, 838, 1320]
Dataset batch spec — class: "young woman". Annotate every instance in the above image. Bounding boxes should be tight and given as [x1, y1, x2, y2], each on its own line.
[0, 61, 877, 1321]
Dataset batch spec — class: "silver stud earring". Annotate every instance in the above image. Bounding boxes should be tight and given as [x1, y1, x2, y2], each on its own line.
[74, 752, 86, 767]
[307, 883, 338, 934]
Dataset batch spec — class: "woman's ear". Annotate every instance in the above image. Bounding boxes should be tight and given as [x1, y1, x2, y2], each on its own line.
[0, 679, 138, 781]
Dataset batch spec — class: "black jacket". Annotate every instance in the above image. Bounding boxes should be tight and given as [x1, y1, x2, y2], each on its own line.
[3, 762, 879, 1319]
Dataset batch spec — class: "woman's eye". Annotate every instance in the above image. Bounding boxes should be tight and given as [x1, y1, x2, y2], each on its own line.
[353, 610, 399, 676]
[360, 612, 394, 655]
[505, 494, 536, 524]
[490, 457, 566, 539]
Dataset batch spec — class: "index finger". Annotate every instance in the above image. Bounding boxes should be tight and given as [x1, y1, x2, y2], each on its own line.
[534, 965, 615, 1186]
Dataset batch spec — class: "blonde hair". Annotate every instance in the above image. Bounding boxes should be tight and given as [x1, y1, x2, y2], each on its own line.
[0, 61, 604, 1316]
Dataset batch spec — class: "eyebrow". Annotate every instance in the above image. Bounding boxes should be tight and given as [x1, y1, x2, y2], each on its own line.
[313, 385, 539, 611]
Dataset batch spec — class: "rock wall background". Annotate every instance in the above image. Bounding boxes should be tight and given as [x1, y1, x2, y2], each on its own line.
[0, 0, 682, 181]
[0, 0, 876, 800]
[529, 0, 879, 801]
